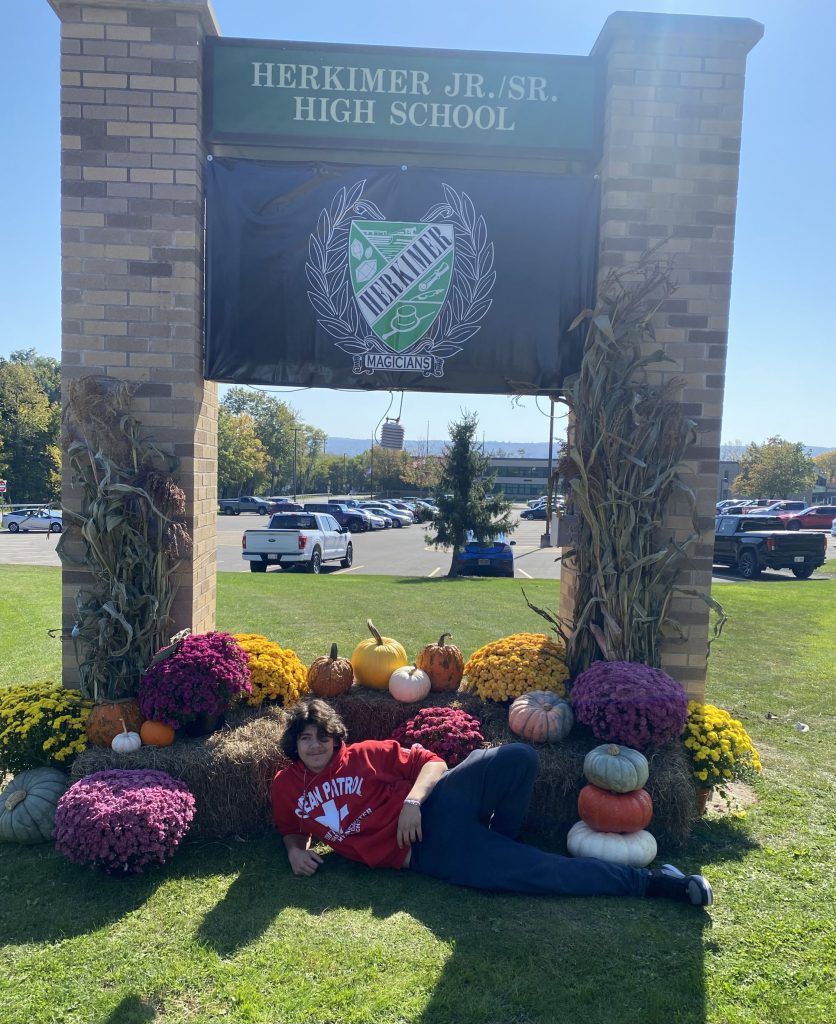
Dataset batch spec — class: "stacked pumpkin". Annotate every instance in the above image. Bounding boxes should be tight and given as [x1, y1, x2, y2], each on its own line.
[567, 743, 657, 868]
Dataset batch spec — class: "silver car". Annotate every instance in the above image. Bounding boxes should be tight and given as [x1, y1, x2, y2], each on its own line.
[363, 503, 412, 528]
[4, 507, 63, 533]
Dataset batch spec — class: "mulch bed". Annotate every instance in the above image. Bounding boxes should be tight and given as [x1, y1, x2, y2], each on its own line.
[71, 687, 698, 849]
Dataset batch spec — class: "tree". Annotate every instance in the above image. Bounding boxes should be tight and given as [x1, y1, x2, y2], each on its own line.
[813, 449, 836, 486]
[401, 453, 444, 495]
[426, 412, 514, 577]
[0, 357, 60, 502]
[217, 407, 267, 494]
[221, 388, 298, 492]
[732, 436, 817, 498]
[10, 349, 60, 404]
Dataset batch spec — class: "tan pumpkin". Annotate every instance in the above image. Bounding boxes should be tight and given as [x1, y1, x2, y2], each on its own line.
[508, 690, 574, 743]
[351, 620, 408, 690]
[567, 820, 657, 867]
[307, 643, 355, 698]
[416, 633, 464, 692]
[86, 699, 144, 747]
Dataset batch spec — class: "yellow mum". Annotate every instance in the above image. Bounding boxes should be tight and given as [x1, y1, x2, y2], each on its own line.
[233, 634, 308, 706]
[684, 700, 762, 791]
[461, 632, 568, 702]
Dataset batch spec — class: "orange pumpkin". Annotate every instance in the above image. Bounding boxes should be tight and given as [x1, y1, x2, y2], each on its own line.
[578, 784, 653, 834]
[307, 643, 355, 698]
[416, 633, 464, 692]
[140, 720, 176, 747]
[86, 699, 144, 747]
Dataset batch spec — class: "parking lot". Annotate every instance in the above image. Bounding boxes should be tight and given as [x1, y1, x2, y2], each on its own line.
[2, 511, 834, 580]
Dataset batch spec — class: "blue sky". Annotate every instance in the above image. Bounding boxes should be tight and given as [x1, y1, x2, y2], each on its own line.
[2, 0, 833, 447]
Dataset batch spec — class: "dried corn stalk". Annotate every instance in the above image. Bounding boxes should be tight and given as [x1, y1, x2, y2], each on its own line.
[58, 377, 192, 700]
[555, 254, 702, 673]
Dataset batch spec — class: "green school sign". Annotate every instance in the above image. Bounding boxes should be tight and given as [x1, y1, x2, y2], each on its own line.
[205, 38, 602, 160]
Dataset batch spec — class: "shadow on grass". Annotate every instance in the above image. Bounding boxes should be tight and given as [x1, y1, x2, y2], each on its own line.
[196, 835, 710, 1024]
[100, 994, 156, 1024]
[688, 816, 761, 865]
[0, 844, 166, 945]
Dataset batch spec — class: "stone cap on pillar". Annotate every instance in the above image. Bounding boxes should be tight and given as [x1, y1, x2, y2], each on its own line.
[48, 0, 220, 37]
[591, 10, 764, 57]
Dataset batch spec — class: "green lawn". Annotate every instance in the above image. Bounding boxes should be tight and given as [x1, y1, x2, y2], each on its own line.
[1, 567, 834, 1024]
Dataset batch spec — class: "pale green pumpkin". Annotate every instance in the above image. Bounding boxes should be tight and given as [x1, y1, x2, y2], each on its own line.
[583, 743, 649, 793]
[0, 768, 69, 844]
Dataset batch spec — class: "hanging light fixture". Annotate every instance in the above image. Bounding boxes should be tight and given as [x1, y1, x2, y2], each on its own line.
[379, 392, 406, 450]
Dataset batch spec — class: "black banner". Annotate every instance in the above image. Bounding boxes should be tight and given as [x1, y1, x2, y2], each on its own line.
[204, 159, 599, 393]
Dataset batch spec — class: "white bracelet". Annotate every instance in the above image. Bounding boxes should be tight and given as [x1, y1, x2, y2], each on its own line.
[403, 798, 421, 807]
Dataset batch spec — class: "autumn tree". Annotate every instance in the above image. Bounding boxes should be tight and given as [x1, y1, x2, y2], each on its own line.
[732, 436, 817, 498]
[221, 388, 298, 492]
[217, 407, 267, 494]
[0, 355, 60, 502]
[401, 453, 444, 495]
[426, 412, 514, 576]
[813, 449, 836, 486]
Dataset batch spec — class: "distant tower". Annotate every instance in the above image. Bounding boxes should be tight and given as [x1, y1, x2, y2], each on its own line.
[380, 418, 405, 450]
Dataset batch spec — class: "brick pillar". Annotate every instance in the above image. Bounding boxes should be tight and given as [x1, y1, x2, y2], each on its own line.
[559, 12, 763, 699]
[49, 0, 219, 687]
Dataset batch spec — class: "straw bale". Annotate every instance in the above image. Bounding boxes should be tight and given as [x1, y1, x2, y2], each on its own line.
[69, 690, 697, 849]
[70, 706, 289, 839]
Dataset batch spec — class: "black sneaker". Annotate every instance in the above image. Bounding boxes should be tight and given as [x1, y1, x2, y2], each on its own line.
[647, 864, 713, 906]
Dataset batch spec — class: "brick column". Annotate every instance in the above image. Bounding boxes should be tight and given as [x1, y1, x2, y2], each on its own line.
[49, 0, 219, 686]
[559, 13, 763, 698]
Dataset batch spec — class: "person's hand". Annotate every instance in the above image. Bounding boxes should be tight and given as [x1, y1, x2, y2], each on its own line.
[288, 847, 324, 876]
[397, 802, 422, 848]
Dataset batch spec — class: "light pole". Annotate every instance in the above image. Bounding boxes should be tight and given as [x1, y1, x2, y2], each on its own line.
[292, 428, 299, 500]
[343, 453, 347, 494]
[545, 399, 555, 545]
[369, 436, 374, 498]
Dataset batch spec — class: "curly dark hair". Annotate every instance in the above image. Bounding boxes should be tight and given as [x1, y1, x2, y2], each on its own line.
[280, 698, 349, 761]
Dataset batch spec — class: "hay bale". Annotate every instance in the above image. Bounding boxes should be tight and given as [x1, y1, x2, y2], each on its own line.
[331, 688, 696, 849]
[70, 706, 289, 839]
[69, 691, 697, 850]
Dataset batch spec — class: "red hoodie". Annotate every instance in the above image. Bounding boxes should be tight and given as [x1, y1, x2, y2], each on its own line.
[271, 740, 444, 870]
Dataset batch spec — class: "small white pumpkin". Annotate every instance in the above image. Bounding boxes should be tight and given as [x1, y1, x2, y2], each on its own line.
[111, 717, 142, 754]
[388, 665, 432, 703]
[566, 820, 657, 867]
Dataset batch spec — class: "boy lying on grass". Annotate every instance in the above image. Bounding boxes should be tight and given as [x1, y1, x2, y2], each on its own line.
[271, 699, 712, 906]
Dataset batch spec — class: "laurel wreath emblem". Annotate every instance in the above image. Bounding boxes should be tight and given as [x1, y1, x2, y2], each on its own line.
[305, 180, 496, 375]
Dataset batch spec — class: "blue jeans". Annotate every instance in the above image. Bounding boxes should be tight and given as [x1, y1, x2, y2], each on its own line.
[409, 744, 649, 897]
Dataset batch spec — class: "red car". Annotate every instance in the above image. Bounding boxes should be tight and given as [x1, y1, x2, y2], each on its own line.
[778, 505, 836, 530]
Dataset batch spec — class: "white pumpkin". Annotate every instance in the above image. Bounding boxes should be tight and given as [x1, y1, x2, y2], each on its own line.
[111, 718, 142, 754]
[388, 665, 432, 703]
[566, 820, 657, 868]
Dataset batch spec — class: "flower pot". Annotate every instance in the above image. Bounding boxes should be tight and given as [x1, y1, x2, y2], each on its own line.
[696, 786, 713, 816]
[86, 698, 144, 747]
[181, 712, 225, 738]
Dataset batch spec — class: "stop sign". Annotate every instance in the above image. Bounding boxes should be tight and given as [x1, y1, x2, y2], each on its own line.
[0, 479, 7, 493]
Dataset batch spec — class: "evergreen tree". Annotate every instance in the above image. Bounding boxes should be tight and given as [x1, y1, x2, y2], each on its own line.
[427, 412, 514, 577]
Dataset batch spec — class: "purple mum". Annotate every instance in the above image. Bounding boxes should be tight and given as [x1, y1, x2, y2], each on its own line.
[55, 769, 195, 875]
[570, 661, 688, 750]
[392, 707, 484, 766]
[139, 632, 251, 729]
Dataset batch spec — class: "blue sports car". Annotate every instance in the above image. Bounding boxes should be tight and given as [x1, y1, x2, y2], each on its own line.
[452, 532, 516, 577]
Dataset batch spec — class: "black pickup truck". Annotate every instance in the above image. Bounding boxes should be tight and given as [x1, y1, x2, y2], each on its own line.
[713, 515, 827, 579]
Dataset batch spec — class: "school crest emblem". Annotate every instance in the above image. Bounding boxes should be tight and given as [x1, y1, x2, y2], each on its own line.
[306, 181, 495, 377]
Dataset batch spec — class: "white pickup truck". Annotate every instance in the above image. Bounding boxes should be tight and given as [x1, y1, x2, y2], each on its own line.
[242, 511, 353, 574]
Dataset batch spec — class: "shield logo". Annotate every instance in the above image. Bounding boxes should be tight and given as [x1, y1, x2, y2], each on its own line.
[349, 220, 454, 352]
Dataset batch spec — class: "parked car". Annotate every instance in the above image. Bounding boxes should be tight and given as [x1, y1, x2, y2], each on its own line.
[527, 495, 548, 508]
[520, 505, 548, 521]
[359, 502, 393, 527]
[452, 531, 516, 577]
[778, 505, 836, 531]
[3, 508, 63, 533]
[713, 514, 826, 579]
[218, 495, 276, 516]
[264, 497, 304, 512]
[242, 512, 352, 574]
[746, 500, 806, 516]
[304, 502, 369, 533]
[361, 503, 412, 527]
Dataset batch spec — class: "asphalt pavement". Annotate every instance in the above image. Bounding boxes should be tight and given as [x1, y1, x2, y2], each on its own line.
[2, 513, 834, 581]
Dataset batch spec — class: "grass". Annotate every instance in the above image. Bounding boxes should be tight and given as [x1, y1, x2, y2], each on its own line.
[1, 567, 834, 1024]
